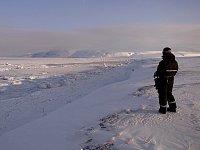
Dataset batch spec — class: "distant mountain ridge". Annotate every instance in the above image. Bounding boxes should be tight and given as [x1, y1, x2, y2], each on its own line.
[27, 50, 200, 58]
[30, 50, 71, 58]
[28, 50, 135, 58]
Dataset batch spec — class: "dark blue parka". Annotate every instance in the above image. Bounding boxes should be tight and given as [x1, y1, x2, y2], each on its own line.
[155, 53, 178, 78]
[154, 53, 178, 107]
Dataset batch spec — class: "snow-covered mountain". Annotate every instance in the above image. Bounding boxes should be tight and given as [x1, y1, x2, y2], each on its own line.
[28, 50, 200, 58]
[28, 50, 135, 58]
[104, 52, 134, 57]
[29, 50, 71, 58]
[70, 50, 105, 58]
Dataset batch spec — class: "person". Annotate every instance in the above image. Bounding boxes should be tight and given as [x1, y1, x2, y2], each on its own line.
[154, 47, 178, 114]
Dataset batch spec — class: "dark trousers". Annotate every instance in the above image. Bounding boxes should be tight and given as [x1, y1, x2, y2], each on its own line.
[158, 77, 176, 107]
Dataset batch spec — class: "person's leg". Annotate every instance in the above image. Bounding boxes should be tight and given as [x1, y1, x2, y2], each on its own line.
[167, 77, 176, 112]
[158, 78, 168, 114]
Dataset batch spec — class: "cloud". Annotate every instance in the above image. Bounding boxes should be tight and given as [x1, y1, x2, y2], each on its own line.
[0, 24, 200, 56]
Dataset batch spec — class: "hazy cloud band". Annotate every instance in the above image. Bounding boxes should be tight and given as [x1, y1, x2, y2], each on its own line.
[0, 24, 200, 56]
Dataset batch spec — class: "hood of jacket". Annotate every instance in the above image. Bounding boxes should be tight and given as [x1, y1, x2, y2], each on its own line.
[162, 53, 175, 61]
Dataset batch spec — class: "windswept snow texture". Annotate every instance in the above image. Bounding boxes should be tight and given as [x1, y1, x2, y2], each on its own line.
[0, 57, 132, 135]
[0, 55, 200, 150]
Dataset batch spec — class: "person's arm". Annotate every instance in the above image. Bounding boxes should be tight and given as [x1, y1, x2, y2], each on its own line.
[154, 61, 164, 78]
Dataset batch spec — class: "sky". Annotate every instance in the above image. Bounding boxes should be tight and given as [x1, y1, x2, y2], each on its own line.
[0, 0, 200, 56]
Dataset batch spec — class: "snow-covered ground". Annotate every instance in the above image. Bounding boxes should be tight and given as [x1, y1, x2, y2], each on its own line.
[0, 57, 131, 135]
[0, 53, 200, 150]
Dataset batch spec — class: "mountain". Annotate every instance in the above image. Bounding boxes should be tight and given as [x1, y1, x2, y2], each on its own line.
[28, 50, 200, 58]
[70, 50, 105, 58]
[29, 50, 135, 58]
[30, 50, 70, 58]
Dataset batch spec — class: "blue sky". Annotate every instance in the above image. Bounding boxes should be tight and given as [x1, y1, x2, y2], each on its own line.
[0, 0, 200, 56]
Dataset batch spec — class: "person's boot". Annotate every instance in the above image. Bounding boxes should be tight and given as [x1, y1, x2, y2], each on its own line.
[167, 103, 176, 112]
[159, 106, 167, 114]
